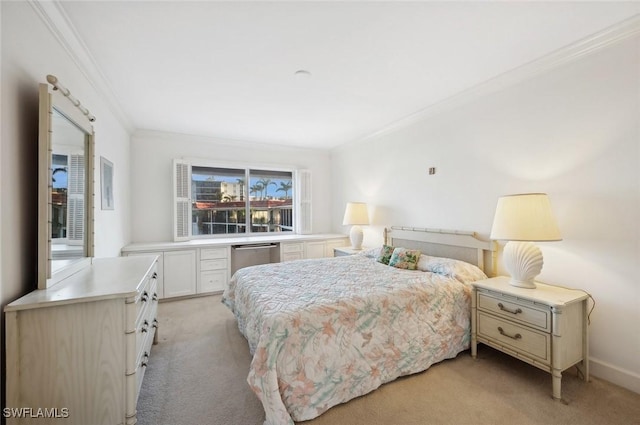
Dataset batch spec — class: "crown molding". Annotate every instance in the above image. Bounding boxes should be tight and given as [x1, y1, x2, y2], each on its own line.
[29, 0, 134, 133]
[336, 13, 640, 152]
[133, 129, 330, 154]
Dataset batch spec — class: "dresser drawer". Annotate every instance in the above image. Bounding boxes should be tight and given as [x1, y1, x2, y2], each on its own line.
[478, 292, 550, 331]
[137, 349, 151, 396]
[201, 258, 227, 271]
[136, 279, 158, 366]
[135, 272, 154, 325]
[281, 252, 303, 262]
[201, 247, 228, 260]
[200, 270, 227, 293]
[282, 243, 303, 253]
[478, 312, 550, 364]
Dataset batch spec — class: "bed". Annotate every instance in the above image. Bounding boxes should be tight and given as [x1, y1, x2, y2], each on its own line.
[222, 227, 496, 425]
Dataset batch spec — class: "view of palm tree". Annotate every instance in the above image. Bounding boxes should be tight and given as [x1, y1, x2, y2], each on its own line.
[276, 180, 292, 198]
[257, 178, 277, 199]
[191, 167, 294, 235]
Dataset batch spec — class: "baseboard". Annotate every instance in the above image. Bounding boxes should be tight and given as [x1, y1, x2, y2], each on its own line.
[589, 357, 640, 395]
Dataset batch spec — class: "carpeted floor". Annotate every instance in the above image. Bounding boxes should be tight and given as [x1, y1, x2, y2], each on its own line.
[137, 295, 640, 425]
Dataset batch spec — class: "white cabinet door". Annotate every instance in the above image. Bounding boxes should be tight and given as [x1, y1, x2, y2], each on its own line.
[163, 250, 197, 298]
[305, 241, 326, 259]
[326, 238, 349, 257]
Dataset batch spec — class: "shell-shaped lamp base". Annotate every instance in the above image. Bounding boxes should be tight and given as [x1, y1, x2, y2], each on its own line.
[503, 241, 543, 289]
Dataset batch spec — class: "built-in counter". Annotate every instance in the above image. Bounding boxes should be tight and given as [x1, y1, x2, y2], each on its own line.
[121, 233, 349, 300]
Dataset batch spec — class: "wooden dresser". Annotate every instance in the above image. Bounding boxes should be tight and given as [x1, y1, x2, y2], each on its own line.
[5, 256, 159, 425]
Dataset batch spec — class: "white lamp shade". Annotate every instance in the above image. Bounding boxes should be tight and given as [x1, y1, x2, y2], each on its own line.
[490, 193, 561, 241]
[490, 193, 561, 289]
[342, 202, 369, 226]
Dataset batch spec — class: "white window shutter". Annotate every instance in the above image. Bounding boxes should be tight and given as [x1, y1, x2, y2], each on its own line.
[67, 153, 85, 245]
[296, 169, 312, 234]
[173, 159, 191, 241]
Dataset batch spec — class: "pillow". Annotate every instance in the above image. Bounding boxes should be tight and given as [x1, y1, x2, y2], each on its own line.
[388, 247, 421, 270]
[376, 245, 395, 265]
[417, 255, 487, 283]
[360, 246, 383, 259]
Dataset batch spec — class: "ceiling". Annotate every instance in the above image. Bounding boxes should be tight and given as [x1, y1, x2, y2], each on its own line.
[58, 1, 639, 149]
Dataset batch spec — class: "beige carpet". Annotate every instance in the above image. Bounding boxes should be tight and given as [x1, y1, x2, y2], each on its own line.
[137, 295, 640, 425]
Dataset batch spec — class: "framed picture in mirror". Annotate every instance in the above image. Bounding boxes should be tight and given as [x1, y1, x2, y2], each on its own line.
[101, 156, 114, 210]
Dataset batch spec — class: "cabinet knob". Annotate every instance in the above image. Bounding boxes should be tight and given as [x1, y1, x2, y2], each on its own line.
[152, 272, 158, 279]
[141, 291, 149, 302]
[152, 293, 158, 301]
[152, 318, 159, 329]
[141, 320, 149, 333]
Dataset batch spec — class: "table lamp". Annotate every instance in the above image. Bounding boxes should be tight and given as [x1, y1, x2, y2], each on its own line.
[490, 193, 562, 289]
[342, 202, 369, 250]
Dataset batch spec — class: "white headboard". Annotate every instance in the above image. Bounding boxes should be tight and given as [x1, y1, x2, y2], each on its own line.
[385, 226, 497, 277]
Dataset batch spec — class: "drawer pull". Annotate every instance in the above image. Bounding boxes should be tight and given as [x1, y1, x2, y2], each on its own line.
[141, 291, 149, 302]
[152, 318, 159, 329]
[141, 320, 149, 333]
[498, 302, 522, 315]
[152, 293, 158, 301]
[152, 272, 158, 279]
[498, 326, 522, 340]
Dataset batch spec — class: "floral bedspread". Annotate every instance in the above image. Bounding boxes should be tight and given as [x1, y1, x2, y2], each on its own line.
[222, 255, 476, 425]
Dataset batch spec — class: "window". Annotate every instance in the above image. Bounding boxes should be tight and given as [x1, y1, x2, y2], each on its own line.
[192, 167, 247, 235]
[51, 151, 85, 244]
[174, 160, 310, 240]
[51, 154, 68, 239]
[249, 169, 294, 233]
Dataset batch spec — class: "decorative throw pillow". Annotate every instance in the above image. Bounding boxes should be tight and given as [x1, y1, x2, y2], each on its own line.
[388, 247, 421, 270]
[376, 245, 395, 265]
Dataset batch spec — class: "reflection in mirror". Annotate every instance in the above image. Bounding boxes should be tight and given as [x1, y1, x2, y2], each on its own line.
[38, 75, 95, 289]
[51, 108, 86, 261]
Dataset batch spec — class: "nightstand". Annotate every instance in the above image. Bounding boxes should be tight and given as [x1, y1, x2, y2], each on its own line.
[471, 276, 589, 400]
[333, 246, 366, 257]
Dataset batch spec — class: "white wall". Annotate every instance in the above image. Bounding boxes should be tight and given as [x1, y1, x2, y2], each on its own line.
[0, 0, 132, 388]
[130, 130, 332, 243]
[331, 36, 640, 393]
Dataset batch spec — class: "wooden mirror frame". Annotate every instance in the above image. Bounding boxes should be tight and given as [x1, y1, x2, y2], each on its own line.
[38, 79, 95, 289]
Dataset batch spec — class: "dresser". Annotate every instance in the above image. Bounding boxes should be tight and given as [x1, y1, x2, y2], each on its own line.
[5, 256, 159, 425]
[471, 276, 589, 400]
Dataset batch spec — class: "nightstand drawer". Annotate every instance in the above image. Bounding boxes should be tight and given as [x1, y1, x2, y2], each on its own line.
[478, 293, 550, 331]
[478, 312, 550, 364]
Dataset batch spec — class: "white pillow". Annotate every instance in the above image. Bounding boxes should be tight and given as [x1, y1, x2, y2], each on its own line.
[359, 246, 382, 259]
[417, 255, 487, 283]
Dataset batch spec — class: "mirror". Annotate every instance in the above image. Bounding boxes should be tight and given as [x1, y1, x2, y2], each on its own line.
[38, 77, 95, 289]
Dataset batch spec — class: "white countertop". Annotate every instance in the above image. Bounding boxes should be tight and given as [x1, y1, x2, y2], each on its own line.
[473, 276, 589, 307]
[121, 233, 348, 252]
[5, 256, 158, 312]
